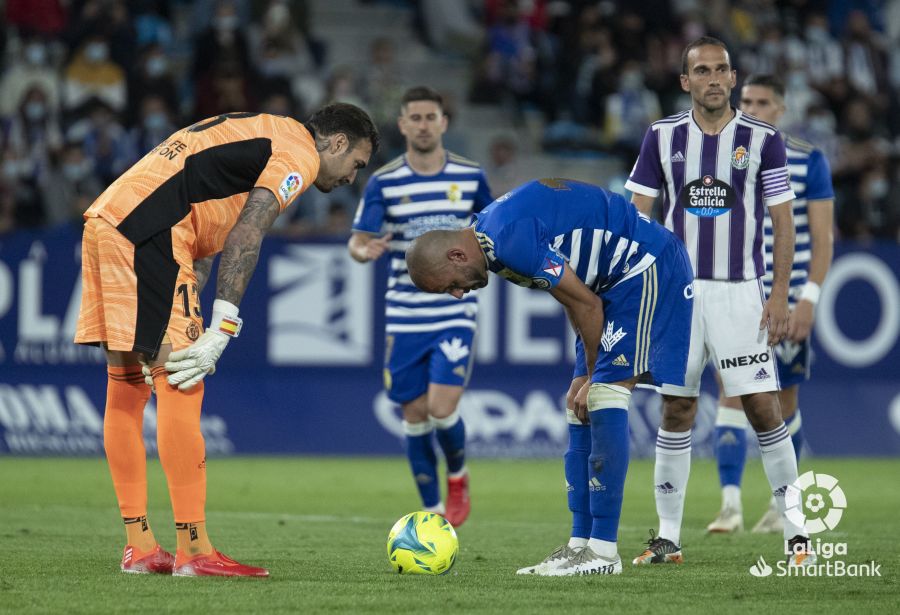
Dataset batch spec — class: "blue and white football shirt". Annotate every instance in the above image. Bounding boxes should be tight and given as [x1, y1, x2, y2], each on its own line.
[473, 179, 671, 293]
[762, 134, 834, 306]
[353, 152, 492, 334]
[474, 179, 694, 387]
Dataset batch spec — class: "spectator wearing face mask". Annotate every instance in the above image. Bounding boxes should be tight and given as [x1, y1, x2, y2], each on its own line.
[124, 94, 177, 164]
[852, 162, 900, 240]
[127, 45, 179, 127]
[841, 10, 890, 113]
[191, 0, 255, 88]
[603, 62, 661, 161]
[0, 145, 44, 228]
[62, 35, 128, 113]
[67, 99, 131, 186]
[132, 0, 174, 49]
[248, 1, 323, 114]
[39, 140, 104, 227]
[0, 37, 62, 117]
[1, 86, 64, 186]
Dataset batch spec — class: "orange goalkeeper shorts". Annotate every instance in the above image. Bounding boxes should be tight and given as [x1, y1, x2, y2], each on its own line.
[75, 217, 204, 358]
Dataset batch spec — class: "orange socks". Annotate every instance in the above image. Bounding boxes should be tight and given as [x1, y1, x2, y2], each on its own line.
[124, 515, 157, 552]
[106, 364, 214, 556]
[104, 366, 151, 517]
[152, 367, 209, 543]
[104, 365, 156, 550]
[175, 522, 213, 559]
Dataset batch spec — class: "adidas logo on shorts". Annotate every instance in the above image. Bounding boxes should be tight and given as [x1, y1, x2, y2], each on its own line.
[754, 368, 770, 381]
[612, 354, 630, 367]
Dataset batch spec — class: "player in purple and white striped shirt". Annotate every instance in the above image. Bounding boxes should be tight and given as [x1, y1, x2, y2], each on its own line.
[625, 37, 814, 568]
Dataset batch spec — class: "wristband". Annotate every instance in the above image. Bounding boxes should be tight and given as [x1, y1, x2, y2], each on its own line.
[210, 299, 242, 338]
[799, 281, 821, 306]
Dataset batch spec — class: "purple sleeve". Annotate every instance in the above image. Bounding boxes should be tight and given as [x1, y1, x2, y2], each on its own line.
[759, 132, 795, 207]
[624, 127, 663, 197]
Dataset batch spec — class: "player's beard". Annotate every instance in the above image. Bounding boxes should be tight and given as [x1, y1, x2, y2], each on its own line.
[410, 135, 438, 154]
[699, 87, 729, 114]
[462, 263, 489, 290]
[314, 178, 333, 192]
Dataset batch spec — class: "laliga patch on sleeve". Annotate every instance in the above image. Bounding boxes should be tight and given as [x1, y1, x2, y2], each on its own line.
[279, 172, 303, 202]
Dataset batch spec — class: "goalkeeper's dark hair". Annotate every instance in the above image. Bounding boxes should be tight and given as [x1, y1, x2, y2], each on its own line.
[305, 102, 380, 154]
[401, 86, 444, 113]
[743, 73, 786, 99]
[681, 36, 731, 75]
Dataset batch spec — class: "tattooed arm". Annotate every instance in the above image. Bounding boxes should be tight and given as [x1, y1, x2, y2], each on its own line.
[193, 255, 216, 293]
[163, 187, 281, 391]
[216, 187, 281, 305]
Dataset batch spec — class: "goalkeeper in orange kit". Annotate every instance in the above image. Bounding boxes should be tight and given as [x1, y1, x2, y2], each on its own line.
[75, 105, 378, 577]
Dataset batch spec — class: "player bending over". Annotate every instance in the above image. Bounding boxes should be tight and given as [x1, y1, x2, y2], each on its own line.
[75, 105, 378, 577]
[407, 178, 694, 576]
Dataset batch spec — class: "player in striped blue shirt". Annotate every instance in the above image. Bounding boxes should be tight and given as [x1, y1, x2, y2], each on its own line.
[707, 74, 834, 535]
[349, 87, 492, 527]
[406, 178, 694, 576]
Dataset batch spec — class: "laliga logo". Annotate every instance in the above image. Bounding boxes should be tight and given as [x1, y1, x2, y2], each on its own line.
[784, 471, 847, 534]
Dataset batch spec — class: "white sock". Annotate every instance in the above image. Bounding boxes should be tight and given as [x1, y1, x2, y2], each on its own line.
[654, 428, 692, 545]
[568, 536, 588, 549]
[423, 502, 445, 514]
[588, 538, 619, 559]
[448, 466, 467, 479]
[757, 423, 805, 539]
[587, 538, 617, 559]
[722, 484, 742, 511]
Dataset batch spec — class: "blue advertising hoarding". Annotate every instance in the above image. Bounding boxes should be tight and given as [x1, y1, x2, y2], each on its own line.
[1, 225, 898, 457]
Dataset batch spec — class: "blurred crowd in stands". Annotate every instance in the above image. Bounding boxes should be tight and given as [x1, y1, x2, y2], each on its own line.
[1, 0, 898, 242]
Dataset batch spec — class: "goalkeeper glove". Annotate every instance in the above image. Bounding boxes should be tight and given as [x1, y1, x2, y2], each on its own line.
[165, 299, 242, 391]
[138, 356, 155, 392]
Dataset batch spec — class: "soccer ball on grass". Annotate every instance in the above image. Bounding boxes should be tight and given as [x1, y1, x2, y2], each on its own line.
[386, 511, 458, 575]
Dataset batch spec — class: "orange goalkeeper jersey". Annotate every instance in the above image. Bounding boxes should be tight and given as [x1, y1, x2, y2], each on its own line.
[85, 112, 319, 257]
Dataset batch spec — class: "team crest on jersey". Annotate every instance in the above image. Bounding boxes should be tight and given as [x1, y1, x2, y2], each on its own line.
[185, 321, 200, 341]
[279, 172, 303, 202]
[731, 146, 750, 170]
[447, 184, 461, 203]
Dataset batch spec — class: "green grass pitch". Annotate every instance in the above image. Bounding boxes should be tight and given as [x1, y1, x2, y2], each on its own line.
[1, 457, 897, 613]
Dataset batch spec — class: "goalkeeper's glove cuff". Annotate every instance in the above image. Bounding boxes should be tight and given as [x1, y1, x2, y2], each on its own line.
[209, 299, 242, 338]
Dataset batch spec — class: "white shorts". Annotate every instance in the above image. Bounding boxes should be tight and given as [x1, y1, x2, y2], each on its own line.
[660, 278, 779, 397]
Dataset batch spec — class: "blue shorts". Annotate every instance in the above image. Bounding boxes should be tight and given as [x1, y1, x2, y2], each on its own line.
[384, 327, 476, 404]
[573, 237, 693, 387]
[774, 337, 810, 388]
